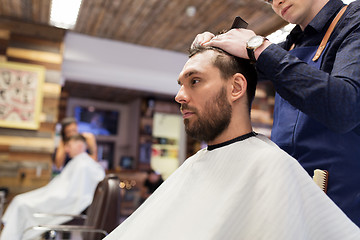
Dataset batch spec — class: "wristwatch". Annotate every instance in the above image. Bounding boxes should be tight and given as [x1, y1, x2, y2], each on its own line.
[246, 35, 266, 62]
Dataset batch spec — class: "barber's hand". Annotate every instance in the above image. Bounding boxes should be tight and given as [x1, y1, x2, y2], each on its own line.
[203, 28, 256, 59]
[191, 31, 216, 49]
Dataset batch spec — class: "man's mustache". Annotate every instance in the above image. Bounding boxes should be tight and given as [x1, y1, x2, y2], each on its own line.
[180, 104, 197, 113]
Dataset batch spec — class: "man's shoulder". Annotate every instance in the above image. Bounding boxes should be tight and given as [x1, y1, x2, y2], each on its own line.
[253, 135, 294, 158]
[221, 134, 294, 161]
[344, 1, 360, 20]
[71, 152, 94, 164]
[349, 0, 360, 8]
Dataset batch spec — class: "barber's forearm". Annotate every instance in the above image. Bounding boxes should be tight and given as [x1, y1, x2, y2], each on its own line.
[90, 150, 98, 161]
[55, 146, 66, 169]
[254, 40, 272, 61]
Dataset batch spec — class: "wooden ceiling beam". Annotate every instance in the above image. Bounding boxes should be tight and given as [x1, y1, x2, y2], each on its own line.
[0, 18, 65, 42]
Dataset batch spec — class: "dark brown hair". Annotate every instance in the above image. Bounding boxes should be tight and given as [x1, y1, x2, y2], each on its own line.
[60, 117, 77, 140]
[64, 134, 87, 144]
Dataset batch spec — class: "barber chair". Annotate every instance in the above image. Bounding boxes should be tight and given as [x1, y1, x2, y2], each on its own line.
[22, 174, 121, 240]
[0, 187, 8, 229]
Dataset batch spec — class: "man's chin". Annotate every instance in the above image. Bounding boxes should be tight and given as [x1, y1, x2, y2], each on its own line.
[184, 118, 191, 127]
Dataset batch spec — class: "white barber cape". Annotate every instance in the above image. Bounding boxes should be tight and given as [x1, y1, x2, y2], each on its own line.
[105, 134, 360, 240]
[0, 152, 105, 240]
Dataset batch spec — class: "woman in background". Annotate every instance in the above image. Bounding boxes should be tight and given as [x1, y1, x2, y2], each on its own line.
[54, 117, 97, 170]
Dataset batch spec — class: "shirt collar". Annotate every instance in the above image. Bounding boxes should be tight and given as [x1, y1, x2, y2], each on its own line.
[288, 0, 344, 39]
[307, 0, 344, 33]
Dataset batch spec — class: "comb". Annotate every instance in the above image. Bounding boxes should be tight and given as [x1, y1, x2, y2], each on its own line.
[230, 16, 248, 29]
[313, 169, 329, 193]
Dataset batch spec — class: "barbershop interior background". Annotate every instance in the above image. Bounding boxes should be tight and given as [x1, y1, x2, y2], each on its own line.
[0, 0, 354, 230]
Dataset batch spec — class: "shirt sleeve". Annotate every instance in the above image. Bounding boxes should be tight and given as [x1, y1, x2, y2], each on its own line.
[256, 37, 360, 134]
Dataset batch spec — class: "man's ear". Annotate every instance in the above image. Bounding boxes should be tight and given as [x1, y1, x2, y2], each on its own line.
[230, 73, 247, 102]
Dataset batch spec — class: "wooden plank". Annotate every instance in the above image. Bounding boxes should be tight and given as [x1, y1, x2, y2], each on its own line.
[39, 0, 51, 24]
[11, 0, 23, 18]
[31, 0, 41, 22]
[1, 172, 51, 193]
[0, 39, 8, 55]
[0, 18, 65, 42]
[73, 0, 89, 32]
[0, 29, 10, 40]
[10, 144, 54, 154]
[6, 57, 62, 70]
[130, 0, 170, 43]
[152, 0, 206, 50]
[1, 0, 13, 16]
[41, 97, 59, 123]
[39, 110, 57, 124]
[90, 0, 114, 35]
[10, 34, 63, 53]
[0, 127, 53, 139]
[6, 47, 63, 64]
[133, 0, 178, 47]
[41, 110, 58, 124]
[44, 69, 62, 84]
[97, 0, 125, 38]
[0, 136, 54, 153]
[116, 0, 167, 41]
[8, 152, 52, 162]
[0, 30, 9, 56]
[0, 145, 10, 152]
[38, 122, 56, 133]
[43, 82, 61, 97]
[123, 0, 160, 42]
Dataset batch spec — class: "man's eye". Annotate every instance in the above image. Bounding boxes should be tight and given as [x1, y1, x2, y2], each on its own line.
[191, 79, 200, 85]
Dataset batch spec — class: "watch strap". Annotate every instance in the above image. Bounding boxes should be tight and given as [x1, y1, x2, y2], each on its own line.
[246, 35, 265, 62]
[246, 48, 256, 62]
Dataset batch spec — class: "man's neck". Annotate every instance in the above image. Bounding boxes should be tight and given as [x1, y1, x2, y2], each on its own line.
[207, 114, 253, 146]
[300, 0, 330, 30]
[207, 131, 257, 151]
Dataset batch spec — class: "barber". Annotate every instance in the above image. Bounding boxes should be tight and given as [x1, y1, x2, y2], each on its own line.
[192, 0, 360, 226]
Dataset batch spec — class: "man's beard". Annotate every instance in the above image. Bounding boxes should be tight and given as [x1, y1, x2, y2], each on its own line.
[181, 86, 232, 142]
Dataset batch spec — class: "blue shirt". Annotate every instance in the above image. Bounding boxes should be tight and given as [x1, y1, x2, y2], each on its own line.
[257, 0, 360, 134]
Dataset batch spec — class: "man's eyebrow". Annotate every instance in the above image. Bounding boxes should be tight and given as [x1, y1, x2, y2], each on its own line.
[177, 70, 200, 85]
[184, 70, 199, 79]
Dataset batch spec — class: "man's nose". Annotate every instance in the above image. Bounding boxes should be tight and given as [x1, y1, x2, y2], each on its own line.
[272, 0, 284, 6]
[175, 86, 188, 104]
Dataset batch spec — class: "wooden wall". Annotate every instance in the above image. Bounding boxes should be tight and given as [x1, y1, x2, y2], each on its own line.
[0, 19, 65, 199]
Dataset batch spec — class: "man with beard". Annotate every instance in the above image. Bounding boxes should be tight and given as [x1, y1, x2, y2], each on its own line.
[193, 0, 360, 227]
[103, 46, 360, 240]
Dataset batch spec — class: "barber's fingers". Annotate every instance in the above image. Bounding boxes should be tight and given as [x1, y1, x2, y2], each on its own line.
[191, 32, 215, 48]
[203, 33, 229, 48]
[203, 29, 256, 59]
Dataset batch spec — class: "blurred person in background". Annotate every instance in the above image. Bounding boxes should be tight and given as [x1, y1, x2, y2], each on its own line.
[54, 117, 97, 171]
[0, 134, 105, 240]
[141, 169, 164, 202]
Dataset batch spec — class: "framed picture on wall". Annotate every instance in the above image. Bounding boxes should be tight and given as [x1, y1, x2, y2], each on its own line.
[0, 61, 45, 129]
